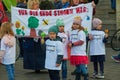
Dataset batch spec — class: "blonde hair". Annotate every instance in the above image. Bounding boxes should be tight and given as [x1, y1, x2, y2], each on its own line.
[27, 0, 39, 9]
[0, 22, 14, 39]
[78, 25, 84, 31]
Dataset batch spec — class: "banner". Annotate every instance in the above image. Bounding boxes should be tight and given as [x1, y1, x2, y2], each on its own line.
[11, 3, 93, 37]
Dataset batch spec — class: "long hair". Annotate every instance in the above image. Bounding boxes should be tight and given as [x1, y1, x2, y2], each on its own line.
[0, 22, 14, 39]
[72, 24, 84, 31]
[78, 25, 84, 31]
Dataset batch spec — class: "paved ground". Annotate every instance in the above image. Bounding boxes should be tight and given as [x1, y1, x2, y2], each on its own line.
[0, 47, 120, 80]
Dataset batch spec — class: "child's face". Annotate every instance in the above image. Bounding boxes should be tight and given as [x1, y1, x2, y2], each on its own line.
[96, 24, 102, 30]
[58, 26, 64, 32]
[49, 32, 57, 40]
[33, 2, 39, 10]
[73, 0, 79, 5]
[72, 23, 79, 30]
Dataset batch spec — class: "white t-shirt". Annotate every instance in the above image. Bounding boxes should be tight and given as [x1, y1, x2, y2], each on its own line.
[57, 32, 68, 59]
[45, 39, 63, 70]
[70, 30, 86, 56]
[89, 30, 106, 55]
[1, 36, 16, 65]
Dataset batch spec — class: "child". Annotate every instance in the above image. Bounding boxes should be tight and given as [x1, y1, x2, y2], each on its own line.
[45, 25, 63, 80]
[56, 18, 69, 80]
[0, 22, 16, 80]
[89, 18, 108, 79]
[68, 16, 89, 80]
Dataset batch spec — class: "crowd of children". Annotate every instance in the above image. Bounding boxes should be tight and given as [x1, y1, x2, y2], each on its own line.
[0, 0, 110, 80]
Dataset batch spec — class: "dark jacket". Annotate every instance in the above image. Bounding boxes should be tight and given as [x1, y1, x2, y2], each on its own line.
[16, 2, 27, 9]
[19, 37, 46, 70]
[54, 1, 62, 9]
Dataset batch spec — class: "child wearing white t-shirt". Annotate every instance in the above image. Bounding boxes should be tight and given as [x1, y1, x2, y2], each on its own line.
[89, 18, 108, 79]
[45, 25, 63, 80]
[0, 22, 16, 80]
[68, 16, 89, 80]
[56, 18, 69, 80]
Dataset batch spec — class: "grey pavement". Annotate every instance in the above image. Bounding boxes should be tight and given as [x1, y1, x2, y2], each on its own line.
[0, 47, 120, 80]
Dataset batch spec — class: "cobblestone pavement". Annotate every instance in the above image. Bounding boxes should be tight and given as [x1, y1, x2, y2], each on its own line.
[0, 48, 120, 80]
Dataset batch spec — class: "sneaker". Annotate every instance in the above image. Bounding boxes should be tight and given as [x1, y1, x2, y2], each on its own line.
[90, 72, 97, 78]
[71, 70, 76, 75]
[96, 74, 104, 79]
[111, 56, 120, 63]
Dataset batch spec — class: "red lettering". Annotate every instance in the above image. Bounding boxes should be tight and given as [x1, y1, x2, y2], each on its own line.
[29, 10, 38, 16]
[54, 9, 73, 16]
[39, 11, 52, 16]
[76, 7, 87, 13]
[18, 10, 28, 15]
[54, 11, 57, 16]
[83, 7, 87, 12]
[76, 7, 82, 13]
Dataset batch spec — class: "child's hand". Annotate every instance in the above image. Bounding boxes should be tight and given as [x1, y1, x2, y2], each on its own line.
[105, 33, 108, 38]
[92, 1, 96, 8]
[41, 38, 45, 44]
[56, 64, 60, 67]
[89, 34, 93, 40]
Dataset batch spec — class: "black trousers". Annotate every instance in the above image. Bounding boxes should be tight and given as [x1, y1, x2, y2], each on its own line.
[48, 70, 60, 80]
[93, 62, 104, 74]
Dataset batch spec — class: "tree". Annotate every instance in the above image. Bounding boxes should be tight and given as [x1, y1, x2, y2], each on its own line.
[28, 16, 39, 37]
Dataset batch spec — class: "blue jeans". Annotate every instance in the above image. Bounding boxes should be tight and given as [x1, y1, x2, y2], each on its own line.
[111, 0, 116, 9]
[76, 64, 88, 75]
[5, 64, 15, 80]
[62, 60, 67, 79]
